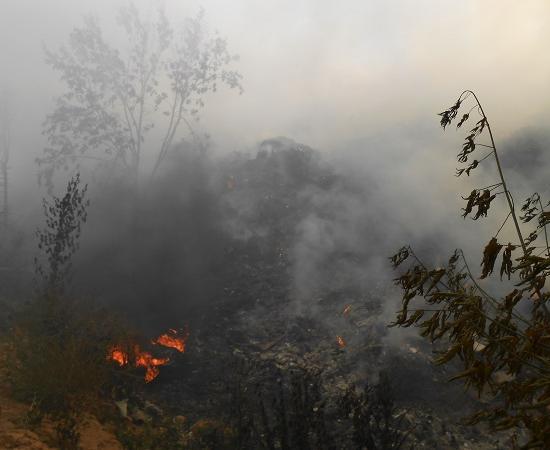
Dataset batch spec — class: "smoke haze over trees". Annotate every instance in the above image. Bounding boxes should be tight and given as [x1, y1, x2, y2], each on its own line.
[0, 0, 549, 367]
[0, 1, 549, 448]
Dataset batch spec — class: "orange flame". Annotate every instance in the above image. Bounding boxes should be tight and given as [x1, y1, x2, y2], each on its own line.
[153, 328, 189, 353]
[134, 346, 170, 383]
[107, 327, 189, 383]
[108, 346, 128, 366]
[336, 335, 347, 349]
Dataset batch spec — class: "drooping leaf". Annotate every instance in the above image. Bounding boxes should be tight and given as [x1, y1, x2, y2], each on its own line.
[458, 134, 476, 163]
[462, 190, 478, 218]
[500, 243, 516, 280]
[525, 231, 538, 246]
[520, 194, 540, 223]
[390, 247, 410, 268]
[539, 212, 550, 228]
[438, 98, 462, 129]
[474, 117, 487, 135]
[448, 250, 460, 266]
[473, 190, 496, 220]
[456, 160, 479, 177]
[457, 113, 469, 129]
[481, 237, 503, 279]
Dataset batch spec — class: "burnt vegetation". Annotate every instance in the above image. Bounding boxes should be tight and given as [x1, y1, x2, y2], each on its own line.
[392, 90, 550, 448]
[184, 361, 411, 450]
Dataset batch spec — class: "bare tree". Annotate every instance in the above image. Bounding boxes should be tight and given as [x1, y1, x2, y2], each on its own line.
[38, 4, 242, 189]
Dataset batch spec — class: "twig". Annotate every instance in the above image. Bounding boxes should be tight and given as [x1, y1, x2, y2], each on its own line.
[495, 211, 512, 238]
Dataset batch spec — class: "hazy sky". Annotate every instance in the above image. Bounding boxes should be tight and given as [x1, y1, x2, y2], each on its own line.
[1, 0, 550, 188]
[2, 1, 549, 326]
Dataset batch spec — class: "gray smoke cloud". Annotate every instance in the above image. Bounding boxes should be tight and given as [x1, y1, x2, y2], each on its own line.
[1, 0, 549, 339]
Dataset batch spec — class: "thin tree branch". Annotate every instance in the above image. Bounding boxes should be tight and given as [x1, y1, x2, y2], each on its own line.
[465, 90, 527, 256]
[537, 195, 550, 257]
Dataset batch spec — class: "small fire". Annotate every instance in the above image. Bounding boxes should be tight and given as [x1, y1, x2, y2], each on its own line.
[134, 346, 171, 383]
[152, 328, 189, 353]
[108, 346, 128, 366]
[107, 327, 189, 383]
[342, 304, 352, 317]
[336, 335, 347, 349]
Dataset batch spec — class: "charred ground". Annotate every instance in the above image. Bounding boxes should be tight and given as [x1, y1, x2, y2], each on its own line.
[0, 138, 513, 449]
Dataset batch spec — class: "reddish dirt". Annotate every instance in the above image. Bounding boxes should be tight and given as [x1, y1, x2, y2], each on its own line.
[0, 392, 122, 449]
[0, 342, 122, 450]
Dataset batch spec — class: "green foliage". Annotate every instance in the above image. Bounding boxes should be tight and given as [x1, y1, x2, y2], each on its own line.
[38, 3, 242, 188]
[5, 171, 128, 425]
[35, 173, 89, 296]
[392, 90, 550, 448]
[6, 295, 124, 415]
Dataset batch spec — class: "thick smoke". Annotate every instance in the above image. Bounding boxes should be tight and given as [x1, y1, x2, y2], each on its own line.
[71, 144, 229, 332]
[500, 127, 550, 199]
[1, 0, 549, 343]
[47, 136, 385, 335]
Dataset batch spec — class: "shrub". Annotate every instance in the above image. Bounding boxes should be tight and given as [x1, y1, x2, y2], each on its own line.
[6, 295, 125, 415]
[4, 172, 129, 420]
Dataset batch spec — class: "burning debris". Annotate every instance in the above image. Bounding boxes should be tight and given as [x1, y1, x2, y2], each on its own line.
[108, 328, 189, 383]
[152, 328, 189, 353]
[109, 346, 129, 367]
[336, 335, 347, 349]
[134, 347, 171, 383]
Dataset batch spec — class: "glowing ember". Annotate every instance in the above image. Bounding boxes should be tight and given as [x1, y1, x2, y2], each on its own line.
[336, 335, 347, 349]
[108, 346, 128, 366]
[342, 304, 352, 317]
[153, 328, 189, 353]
